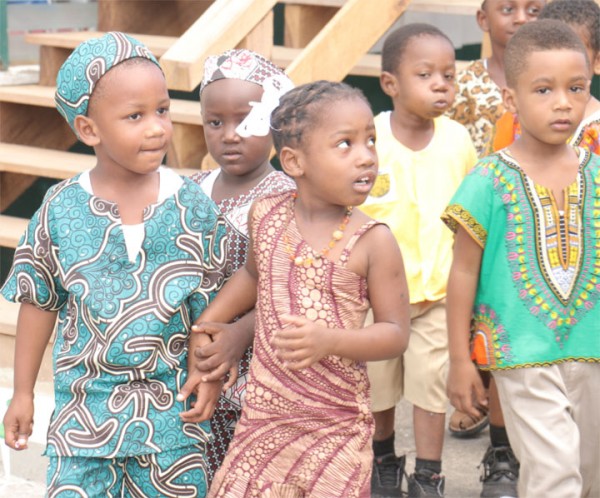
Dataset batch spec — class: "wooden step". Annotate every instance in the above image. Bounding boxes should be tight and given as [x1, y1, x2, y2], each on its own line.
[0, 215, 28, 249]
[0, 85, 202, 126]
[25, 31, 176, 57]
[280, 0, 480, 14]
[0, 143, 199, 181]
[0, 143, 95, 179]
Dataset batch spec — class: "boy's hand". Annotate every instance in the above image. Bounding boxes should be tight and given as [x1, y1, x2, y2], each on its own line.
[178, 379, 223, 423]
[191, 321, 245, 388]
[446, 359, 488, 420]
[3, 392, 34, 450]
[271, 314, 331, 370]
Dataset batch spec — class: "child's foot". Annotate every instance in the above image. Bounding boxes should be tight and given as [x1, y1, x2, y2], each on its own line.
[371, 453, 405, 497]
[479, 445, 519, 498]
[407, 468, 445, 497]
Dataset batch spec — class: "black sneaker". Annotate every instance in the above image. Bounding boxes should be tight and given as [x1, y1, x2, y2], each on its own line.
[480, 445, 520, 498]
[407, 468, 445, 497]
[371, 453, 405, 497]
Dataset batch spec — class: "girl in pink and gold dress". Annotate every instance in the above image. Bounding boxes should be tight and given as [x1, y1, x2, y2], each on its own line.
[181, 81, 411, 497]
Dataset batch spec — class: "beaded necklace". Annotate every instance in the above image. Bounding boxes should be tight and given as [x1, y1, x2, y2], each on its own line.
[283, 194, 353, 267]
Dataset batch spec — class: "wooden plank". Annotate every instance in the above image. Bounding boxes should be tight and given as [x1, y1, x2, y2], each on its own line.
[279, 0, 480, 14]
[0, 143, 95, 179]
[272, 45, 380, 77]
[160, 0, 279, 91]
[237, 10, 274, 58]
[0, 143, 198, 180]
[97, 0, 212, 37]
[285, 0, 411, 85]
[25, 31, 176, 57]
[0, 85, 202, 126]
[283, 5, 337, 48]
[0, 215, 27, 249]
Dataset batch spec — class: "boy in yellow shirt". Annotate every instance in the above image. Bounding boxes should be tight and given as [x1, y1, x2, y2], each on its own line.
[362, 23, 477, 497]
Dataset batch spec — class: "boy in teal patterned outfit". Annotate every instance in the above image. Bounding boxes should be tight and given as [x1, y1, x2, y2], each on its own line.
[1, 32, 226, 497]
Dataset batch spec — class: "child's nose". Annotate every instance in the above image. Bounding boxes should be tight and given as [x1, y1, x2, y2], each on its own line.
[513, 8, 528, 25]
[223, 123, 241, 142]
[146, 119, 167, 137]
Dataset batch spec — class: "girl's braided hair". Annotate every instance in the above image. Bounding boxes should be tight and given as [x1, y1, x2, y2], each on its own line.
[270, 80, 369, 154]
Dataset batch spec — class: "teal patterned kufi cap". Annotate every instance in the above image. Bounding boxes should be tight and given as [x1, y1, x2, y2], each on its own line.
[55, 31, 160, 134]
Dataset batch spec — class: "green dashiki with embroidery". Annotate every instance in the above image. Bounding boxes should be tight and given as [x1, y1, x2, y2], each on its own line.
[443, 149, 600, 370]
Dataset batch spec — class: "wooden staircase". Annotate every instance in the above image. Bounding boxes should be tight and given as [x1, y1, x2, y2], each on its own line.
[0, 0, 482, 337]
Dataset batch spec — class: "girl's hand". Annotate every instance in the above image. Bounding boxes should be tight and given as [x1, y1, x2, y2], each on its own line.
[191, 321, 246, 388]
[178, 379, 224, 423]
[446, 359, 488, 420]
[271, 315, 331, 370]
[3, 392, 34, 450]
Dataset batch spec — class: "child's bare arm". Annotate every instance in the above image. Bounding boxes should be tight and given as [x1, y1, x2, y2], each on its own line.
[272, 225, 410, 367]
[446, 226, 486, 418]
[4, 303, 56, 450]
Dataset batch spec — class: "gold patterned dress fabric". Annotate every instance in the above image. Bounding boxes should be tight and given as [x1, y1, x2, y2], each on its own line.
[208, 192, 375, 497]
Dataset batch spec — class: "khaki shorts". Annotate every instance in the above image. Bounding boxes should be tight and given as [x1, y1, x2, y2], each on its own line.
[367, 299, 448, 413]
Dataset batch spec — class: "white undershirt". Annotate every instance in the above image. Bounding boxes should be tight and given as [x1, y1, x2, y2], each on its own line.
[79, 167, 183, 261]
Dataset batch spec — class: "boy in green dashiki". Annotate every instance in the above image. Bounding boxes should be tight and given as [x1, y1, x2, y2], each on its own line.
[444, 20, 600, 498]
[1, 32, 226, 497]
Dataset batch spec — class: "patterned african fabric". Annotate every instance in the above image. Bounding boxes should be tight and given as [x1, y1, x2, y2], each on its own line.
[447, 59, 504, 157]
[208, 191, 375, 498]
[360, 112, 477, 304]
[1, 172, 227, 458]
[190, 168, 294, 481]
[442, 149, 600, 370]
[55, 31, 160, 133]
[570, 108, 600, 153]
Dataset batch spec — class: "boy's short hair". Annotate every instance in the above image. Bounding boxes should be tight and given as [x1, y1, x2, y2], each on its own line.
[504, 19, 589, 87]
[538, 0, 600, 53]
[381, 23, 453, 73]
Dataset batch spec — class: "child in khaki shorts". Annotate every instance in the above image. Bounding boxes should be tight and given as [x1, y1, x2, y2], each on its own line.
[368, 301, 448, 417]
[360, 23, 477, 497]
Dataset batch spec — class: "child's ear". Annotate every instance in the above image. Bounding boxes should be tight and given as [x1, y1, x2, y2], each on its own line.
[502, 87, 517, 115]
[380, 71, 399, 98]
[592, 52, 600, 76]
[73, 115, 100, 146]
[279, 146, 304, 178]
[476, 8, 490, 33]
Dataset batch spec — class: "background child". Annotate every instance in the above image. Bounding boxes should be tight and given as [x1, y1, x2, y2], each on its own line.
[361, 23, 477, 497]
[444, 20, 600, 498]
[181, 80, 411, 497]
[447, 0, 545, 157]
[188, 48, 295, 481]
[493, 0, 600, 154]
[1, 32, 226, 497]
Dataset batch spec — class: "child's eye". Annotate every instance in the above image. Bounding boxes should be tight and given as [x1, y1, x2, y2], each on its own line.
[157, 107, 169, 116]
[128, 113, 141, 121]
[418, 73, 430, 79]
[571, 85, 585, 93]
[208, 119, 222, 128]
[368, 136, 376, 147]
[445, 73, 455, 82]
[501, 6, 513, 14]
[527, 7, 540, 16]
[337, 139, 351, 149]
[535, 87, 550, 95]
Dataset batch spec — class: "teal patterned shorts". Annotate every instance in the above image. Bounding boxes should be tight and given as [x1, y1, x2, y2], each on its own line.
[46, 444, 208, 497]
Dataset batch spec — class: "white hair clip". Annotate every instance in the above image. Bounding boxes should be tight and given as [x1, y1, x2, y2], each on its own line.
[236, 74, 294, 138]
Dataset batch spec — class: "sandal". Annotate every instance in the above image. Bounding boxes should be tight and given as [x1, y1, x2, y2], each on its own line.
[448, 408, 489, 438]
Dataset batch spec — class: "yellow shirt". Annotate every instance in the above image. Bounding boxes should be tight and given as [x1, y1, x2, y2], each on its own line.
[361, 112, 477, 303]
